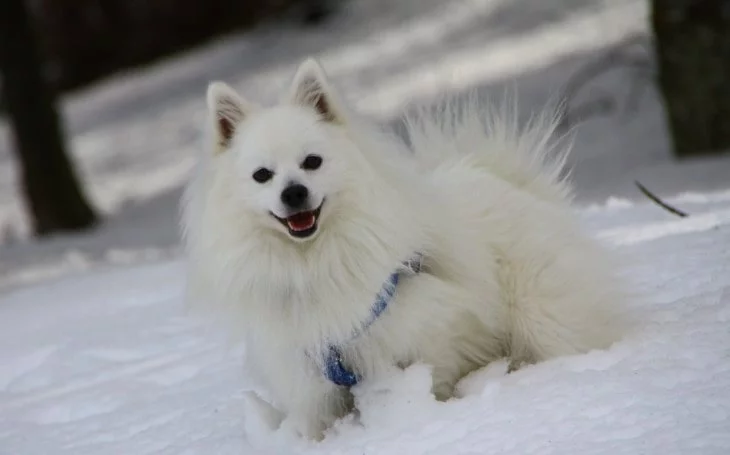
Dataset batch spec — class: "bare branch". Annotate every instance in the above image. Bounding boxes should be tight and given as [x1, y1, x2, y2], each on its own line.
[557, 36, 654, 131]
[635, 181, 689, 218]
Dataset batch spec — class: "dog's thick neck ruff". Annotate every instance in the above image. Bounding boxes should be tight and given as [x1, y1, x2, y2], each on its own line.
[323, 253, 424, 387]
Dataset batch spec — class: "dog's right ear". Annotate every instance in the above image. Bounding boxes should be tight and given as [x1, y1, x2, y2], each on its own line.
[206, 82, 252, 154]
[289, 58, 344, 124]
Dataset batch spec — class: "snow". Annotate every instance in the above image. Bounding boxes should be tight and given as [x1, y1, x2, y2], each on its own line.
[2, 0, 730, 452]
[1, 193, 729, 454]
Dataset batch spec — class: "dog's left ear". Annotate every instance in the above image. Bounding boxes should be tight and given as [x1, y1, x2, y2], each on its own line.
[289, 58, 344, 123]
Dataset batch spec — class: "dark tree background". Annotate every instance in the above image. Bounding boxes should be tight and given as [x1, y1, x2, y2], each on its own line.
[0, 0, 98, 236]
[32, 0, 333, 94]
[653, 0, 730, 158]
[0, 0, 334, 237]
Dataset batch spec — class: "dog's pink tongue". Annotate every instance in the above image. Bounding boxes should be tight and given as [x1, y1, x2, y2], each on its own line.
[287, 212, 315, 231]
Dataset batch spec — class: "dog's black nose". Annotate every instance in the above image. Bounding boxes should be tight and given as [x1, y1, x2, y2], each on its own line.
[281, 184, 309, 209]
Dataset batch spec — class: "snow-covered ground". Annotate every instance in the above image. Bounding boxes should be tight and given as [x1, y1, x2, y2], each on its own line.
[1, 192, 729, 454]
[1, 0, 730, 453]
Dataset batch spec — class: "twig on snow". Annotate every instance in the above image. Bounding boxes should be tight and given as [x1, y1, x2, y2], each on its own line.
[635, 181, 689, 218]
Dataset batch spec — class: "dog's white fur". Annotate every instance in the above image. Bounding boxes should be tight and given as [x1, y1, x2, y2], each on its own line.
[180, 58, 629, 440]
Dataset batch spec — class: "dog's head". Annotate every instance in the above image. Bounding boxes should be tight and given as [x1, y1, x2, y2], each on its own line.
[204, 59, 362, 242]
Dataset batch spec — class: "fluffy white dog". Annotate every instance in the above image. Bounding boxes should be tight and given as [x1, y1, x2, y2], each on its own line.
[180, 58, 629, 440]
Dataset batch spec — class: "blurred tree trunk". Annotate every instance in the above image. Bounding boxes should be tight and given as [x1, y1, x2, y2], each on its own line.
[652, 0, 730, 158]
[0, 0, 98, 235]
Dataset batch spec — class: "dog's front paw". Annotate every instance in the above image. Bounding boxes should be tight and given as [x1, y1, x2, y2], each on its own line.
[279, 414, 327, 442]
[507, 357, 534, 374]
[242, 391, 285, 437]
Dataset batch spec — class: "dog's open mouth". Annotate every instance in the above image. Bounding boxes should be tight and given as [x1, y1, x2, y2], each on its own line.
[272, 203, 323, 239]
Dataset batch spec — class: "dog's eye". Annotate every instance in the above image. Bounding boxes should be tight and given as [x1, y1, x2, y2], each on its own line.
[301, 154, 323, 171]
[252, 168, 273, 183]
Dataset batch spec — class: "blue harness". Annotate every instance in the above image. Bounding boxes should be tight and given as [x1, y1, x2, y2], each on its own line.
[323, 253, 423, 387]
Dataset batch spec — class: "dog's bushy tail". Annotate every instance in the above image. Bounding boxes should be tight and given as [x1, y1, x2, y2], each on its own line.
[401, 93, 573, 204]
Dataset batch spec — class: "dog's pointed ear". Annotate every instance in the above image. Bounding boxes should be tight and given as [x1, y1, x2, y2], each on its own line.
[206, 82, 251, 153]
[289, 58, 343, 123]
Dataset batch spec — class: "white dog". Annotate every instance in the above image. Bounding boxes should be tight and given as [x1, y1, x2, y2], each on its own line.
[180, 58, 629, 440]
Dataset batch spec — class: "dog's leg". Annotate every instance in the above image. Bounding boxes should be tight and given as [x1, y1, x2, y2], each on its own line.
[496, 222, 628, 367]
[242, 390, 285, 433]
[278, 380, 352, 441]
[507, 275, 625, 365]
